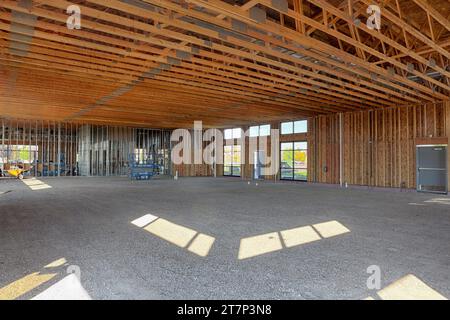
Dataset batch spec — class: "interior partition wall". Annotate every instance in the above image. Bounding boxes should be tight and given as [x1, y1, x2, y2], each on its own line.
[0, 120, 78, 177]
[0, 119, 172, 177]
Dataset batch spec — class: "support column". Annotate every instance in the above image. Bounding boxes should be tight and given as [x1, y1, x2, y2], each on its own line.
[445, 101, 450, 190]
[57, 123, 61, 177]
[339, 112, 344, 187]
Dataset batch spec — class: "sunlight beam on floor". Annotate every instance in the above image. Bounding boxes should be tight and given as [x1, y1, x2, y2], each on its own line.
[131, 214, 216, 257]
[31, 274, 91, 300]
[312, 220, 350, 238]
[238, 232, 283, 260]
[144, 218, 198, 248]
[21, 178, 52, 191]
[377, 274, 447, 300]
[424, 198, 450, 205]
[44, 258, 67, 269]
[281, 226, 321, 248]
[131, 214, 158, 228]
[238, 220, 351, 260]
[0, 272, 56, 300]
[187, 233, 216, 257]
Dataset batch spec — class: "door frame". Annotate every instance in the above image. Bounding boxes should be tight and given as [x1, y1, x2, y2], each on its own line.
[279, 141, 308, 182]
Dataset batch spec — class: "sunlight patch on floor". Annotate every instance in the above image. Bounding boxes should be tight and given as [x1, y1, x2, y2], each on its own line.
[0, 257, 92, 300]
[32, 274, 91, 300]
[131, 214, 158, 228]
[312, 220, 350, 238]
[187, 233, 216, 257]
[44, 258, 67, 269]
[238, 232, 283, 260]
[377, 274, 447, 300]
[281, 226, 321, 248]
[238, 220, 351, 260]
[131, 214, 216, 257]
[22, 178, 52, 191]
[424, 198, 450, 205]
[144, 218, 198, 248]
[0, 272, 57, 300]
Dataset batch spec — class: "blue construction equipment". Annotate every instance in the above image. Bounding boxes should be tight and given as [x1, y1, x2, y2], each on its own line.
[128, 153, 160, 180]
[36, 153, 66, 177]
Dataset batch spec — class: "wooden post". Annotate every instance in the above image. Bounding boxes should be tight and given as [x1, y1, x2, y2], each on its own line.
[445, 101, 450, 190]
[339, 112, 343, 187]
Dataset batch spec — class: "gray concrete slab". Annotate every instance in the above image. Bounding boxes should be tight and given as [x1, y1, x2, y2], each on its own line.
[0, 177, 449, 300]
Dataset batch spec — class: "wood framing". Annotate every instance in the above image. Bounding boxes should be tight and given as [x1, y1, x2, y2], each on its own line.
[0, 0, 448, 128]
[309, 101, 447, 188]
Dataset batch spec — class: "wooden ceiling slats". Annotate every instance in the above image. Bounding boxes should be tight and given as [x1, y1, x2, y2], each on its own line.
[89, 0, 443, 99]
[7, 0, 433, 103]
[39, 0, 401, 104]
[0, 4, 388, 110]
[139, 0, 424, 102]
[0, 61, 319, 124]
[0, 0, 448, 128]
[192, 0, 447, 98]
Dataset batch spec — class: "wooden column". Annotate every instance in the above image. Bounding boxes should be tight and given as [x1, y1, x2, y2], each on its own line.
[445, 101, 450, 189]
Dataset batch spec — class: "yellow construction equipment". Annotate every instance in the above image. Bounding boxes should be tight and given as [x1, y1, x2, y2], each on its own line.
[6, 166, 32, 180]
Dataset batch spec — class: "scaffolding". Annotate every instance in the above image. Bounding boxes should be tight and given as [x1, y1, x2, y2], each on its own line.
[129, 152, 161, 180]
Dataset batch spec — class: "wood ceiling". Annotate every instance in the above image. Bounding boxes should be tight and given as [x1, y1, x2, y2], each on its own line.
[0, 0, 449, 128]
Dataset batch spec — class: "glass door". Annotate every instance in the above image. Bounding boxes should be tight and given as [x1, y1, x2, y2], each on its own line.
[280, 142, 307, 181]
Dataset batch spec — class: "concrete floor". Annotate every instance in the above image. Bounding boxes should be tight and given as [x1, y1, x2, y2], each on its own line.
[0, 176, 449, 300]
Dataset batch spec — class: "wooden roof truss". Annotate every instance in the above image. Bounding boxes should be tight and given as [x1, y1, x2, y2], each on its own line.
[0, 0, 448, 127]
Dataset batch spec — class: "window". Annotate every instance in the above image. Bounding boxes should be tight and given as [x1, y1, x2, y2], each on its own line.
[224, 127, 242, 177]
[0, 145, 38, 165]
[281, 122, 293, 135]
[232, 128, 241, 139]
[280, 141, 307, 181]
[294, 120, 307, 133]
[249, 126, 259, 137]
[224, 129, 232, 140]
[249, 124, 271, 137]
[224, 145, 241, 177]
[259, 124, 270, 136]
[224, 128, 242, 140]
[281, 120, 308, 134]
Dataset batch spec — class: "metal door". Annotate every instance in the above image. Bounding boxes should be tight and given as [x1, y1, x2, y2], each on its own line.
[417, 145, 447, 194]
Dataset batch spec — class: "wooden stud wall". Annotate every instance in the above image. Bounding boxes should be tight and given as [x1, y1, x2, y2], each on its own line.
[0, 118, 172, 177]
[172, 129, 214, 177]
[170, 101, 449, 191]
[308, 114, 340, 184]
[308, 102, 447, 189]
[445, 100, 450, 189]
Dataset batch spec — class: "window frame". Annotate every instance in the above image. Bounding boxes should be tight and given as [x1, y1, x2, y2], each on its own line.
[223, 144, 241, 177]
[281, 120, 308, 135]
[280, 141, 308, 181]
[249, 124, 271, 137]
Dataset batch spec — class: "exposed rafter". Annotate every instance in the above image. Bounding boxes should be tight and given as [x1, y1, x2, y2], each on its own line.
[0, 0, 448, 128]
